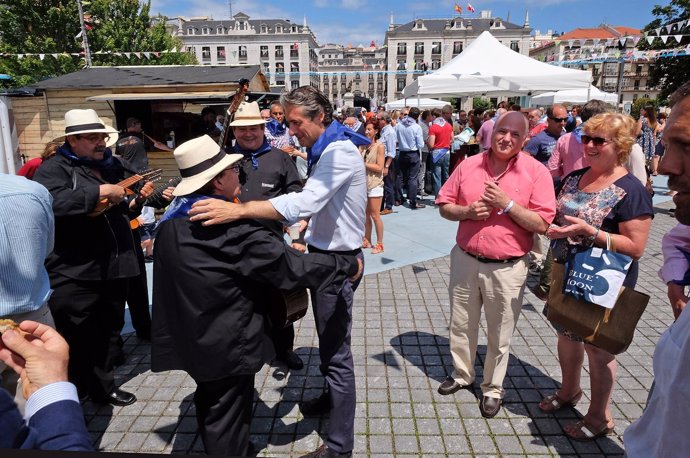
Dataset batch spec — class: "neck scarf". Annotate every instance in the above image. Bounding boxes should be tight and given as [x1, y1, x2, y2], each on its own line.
[307, 121, 370, 176]
[573, 122, 586, 143]
[400, 116, 416, 127]
[57, 143, 115, 169]
[233, 139, 272, 169]
[157, 193, 232, 228]
[265, 118, 287, 137]
[432, 117, 447, 128]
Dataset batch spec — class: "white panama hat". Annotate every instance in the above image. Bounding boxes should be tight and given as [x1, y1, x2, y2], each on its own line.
[229, 101, 268, 127]
[54, 109, 119, 146]
[172, 135, 243, 196]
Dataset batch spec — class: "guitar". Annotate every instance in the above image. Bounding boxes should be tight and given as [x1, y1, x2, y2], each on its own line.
[89, 169, 162, 217]
[218, 78, 250, 149]
[130, 176, 182, 230]
[268, 288, 309, 329]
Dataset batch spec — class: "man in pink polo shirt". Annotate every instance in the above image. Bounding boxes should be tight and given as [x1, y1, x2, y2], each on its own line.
[434, 111, 556, 418]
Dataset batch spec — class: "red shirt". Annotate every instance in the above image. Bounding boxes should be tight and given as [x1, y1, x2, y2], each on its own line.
[429, 120, 453, 150]
[17, 158, 43, 180]
[435, 150, 556, 258]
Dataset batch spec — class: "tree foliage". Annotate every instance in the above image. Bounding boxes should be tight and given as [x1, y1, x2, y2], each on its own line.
[630, 97, 657, 120]
[0, 0, 195, 88]
[638, 0, 690, 102]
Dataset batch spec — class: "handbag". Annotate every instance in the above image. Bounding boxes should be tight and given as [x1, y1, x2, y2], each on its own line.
[547, 233, 650, 355]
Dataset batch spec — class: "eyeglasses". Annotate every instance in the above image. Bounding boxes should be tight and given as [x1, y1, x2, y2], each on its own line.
[581, 135, 611, 146]
[549, 117, 568, 123]
[78, 134, 110, 143]
[228, 164, 241, 174]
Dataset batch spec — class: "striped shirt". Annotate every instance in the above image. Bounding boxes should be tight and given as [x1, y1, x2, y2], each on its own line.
[0, 174, 54, 315]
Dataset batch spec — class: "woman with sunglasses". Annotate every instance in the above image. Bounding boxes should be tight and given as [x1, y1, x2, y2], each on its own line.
[539, 113, 653, 441]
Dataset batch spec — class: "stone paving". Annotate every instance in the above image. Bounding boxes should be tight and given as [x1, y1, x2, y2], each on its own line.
[84, 201, 678, 457]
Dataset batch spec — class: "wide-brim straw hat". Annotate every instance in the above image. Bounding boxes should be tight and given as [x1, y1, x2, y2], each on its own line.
[53, 109, 119, 146]
[229, 101, 268, 127]
[172, 134, 243, 196]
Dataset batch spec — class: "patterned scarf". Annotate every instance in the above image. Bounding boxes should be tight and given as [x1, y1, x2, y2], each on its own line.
[265, 118, 287, 137]
[232, 139, 273, 170]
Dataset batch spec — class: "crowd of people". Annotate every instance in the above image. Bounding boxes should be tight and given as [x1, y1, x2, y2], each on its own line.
[1, 81, 689, 457]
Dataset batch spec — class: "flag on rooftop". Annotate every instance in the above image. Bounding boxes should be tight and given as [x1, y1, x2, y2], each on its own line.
[467, 3, 475, 12]
[454, 3, 462, 14]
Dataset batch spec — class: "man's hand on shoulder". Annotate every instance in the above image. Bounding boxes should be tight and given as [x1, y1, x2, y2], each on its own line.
[189, 198, 240, 225]
[668, 283, 688, 320]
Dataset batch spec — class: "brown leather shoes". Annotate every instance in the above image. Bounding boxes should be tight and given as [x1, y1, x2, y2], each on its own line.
[437, 376, 472, 395]
[479, 395, 502, 418]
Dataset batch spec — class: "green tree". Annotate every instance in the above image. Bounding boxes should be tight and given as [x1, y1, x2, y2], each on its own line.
[0, 0, 195, 88]
[472, 97, 492, 112]
[638, 0, 690, 101]
[630, 97, 658, 120]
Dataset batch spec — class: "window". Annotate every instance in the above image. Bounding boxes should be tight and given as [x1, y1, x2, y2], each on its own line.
[397, 42, 407, 56]
[341, 72, 346, 80]
[260, 46, 268, 58]
[291, 80, 299, 89]
[290, 44, 299, 58]
[431, 59, 441, 70]
[291, 62, 299, 72]
[377, 82, 383, 91]
[263, 62, 269, 72]
[261, 24, 267, 33]
[276, 80, 285, 86]
[239, 45, 247, 59]
[291, 25, 298, 33]
[217, 46, 226, 60]
[397, 60, 406, 71]
[510, 41, 520, 52]
[355, 72, 361, 81]
[414, 42, 424, 54]
[186, 46, 196, 55]
[453, 41, 463, 54]
[275, 46, 284, 58]
[397, 79, 406, 91]
[276, 25, 283, 33]
[369, 82, 374, 91]
[634, 80, 640, 90]
[217, 27, 225, 34]
[275, 62, 285, 73]
[432, 42, 441, 55]
[202, 27, 209, 35]
[202, 47, 211, 59]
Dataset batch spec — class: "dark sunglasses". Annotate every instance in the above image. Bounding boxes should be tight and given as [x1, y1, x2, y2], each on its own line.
[581, 135, 611, 146]
[549, 116, 568, 123]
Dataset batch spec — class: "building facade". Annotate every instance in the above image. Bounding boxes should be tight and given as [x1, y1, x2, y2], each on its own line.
[384, 11, 532, 102]
[529, 25, 659, 106]
[316, 44, 388, 106]
[168, 12, 320, 90]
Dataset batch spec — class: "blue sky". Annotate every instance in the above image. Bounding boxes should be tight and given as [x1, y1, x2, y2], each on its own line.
[150, 0, 662, 46]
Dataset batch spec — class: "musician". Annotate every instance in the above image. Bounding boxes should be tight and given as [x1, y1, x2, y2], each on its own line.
[151, 135, 361, 456]
[189, 86, 369, 458]
[115, 117, 171, 172]
[33, 109, 154, 407]
[230, 101, 306, 371]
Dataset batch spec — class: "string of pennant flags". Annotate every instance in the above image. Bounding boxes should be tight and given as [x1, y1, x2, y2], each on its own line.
[0, 49, 179, 60]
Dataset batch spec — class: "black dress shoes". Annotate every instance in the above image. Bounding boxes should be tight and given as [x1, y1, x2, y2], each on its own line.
[276, 350, 304, 370]
[92, 388, 137, 407]
[299, 391, 331, 416]
[437, 376, 472, 395]
[299, 444, 352, 458]
[479, 395, 502, 418]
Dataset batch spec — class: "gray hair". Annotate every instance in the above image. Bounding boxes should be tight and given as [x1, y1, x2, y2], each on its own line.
[580, 99, 613, 122]
[280, 86, 333, 126]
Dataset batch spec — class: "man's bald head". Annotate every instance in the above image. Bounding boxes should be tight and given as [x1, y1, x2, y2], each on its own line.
[491, 111, 529, 159]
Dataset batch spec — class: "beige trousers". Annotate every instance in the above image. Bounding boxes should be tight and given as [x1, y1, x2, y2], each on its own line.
[1, 303, 55, 414]
[448, 246, 528, 398]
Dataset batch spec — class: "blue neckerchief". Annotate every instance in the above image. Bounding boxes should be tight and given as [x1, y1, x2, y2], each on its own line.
[156, 193, 232, 229]
[233, 139, 272, 169]
[57, 143, 115, 169]
[573, 122, 585, 143]
[307, 121, 371, 175]
[265, 118, 287, 137]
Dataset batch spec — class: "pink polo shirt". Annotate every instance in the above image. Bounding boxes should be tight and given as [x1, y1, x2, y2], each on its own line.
[547, 132, 586, 178]
[435, 151, 556, 259]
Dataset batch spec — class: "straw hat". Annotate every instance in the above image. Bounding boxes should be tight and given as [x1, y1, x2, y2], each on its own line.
[54, 109, 119, 146]
[229, 101, 267, 127]
[172, 135, 243, 197]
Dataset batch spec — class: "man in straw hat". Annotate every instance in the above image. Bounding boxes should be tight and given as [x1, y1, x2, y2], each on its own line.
[33, 109, 155, 407]
[229, 100, 306, 371]
[190, 86, 370, 458]
[150, 134, 362, 456]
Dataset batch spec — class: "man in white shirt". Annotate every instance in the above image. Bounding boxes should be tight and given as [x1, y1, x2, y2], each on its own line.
[395, 107, 426, 209]
[189, 86, 368, 458]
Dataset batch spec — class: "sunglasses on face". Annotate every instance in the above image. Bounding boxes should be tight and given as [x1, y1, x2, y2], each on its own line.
[581, 135, 611, 146]
[549, 117, 568, 123]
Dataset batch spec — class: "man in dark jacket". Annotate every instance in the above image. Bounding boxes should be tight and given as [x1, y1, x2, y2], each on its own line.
[231, 101, 306, 371]
[151, 135, 360, 457]
[33, 109, 152, 407]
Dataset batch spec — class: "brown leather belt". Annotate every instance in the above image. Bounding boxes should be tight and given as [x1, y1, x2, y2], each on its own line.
[462, 249, 522, 264]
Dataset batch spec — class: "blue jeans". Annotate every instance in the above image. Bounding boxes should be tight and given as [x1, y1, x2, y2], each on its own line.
[432, 152, 450, 196]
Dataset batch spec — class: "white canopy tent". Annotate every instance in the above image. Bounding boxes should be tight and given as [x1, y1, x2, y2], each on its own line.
[385, 98, 448, 111]
[529, 87, 619, 106]
[402, 31, 592, 98]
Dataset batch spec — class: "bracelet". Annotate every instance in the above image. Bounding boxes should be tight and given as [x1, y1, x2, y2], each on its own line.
[585, 226, 600, 247]
[500, 200, 514, 215]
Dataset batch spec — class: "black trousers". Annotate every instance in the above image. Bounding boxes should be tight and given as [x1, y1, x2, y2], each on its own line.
[194, 374, 255, 456]
[398, 151, 421, 207]
[271, 323, 295, 357]
[48, 274, 129, 399]
[127, 230, 152, 336]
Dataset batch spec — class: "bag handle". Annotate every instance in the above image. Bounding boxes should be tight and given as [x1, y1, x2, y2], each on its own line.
[606, 231, 615, 252]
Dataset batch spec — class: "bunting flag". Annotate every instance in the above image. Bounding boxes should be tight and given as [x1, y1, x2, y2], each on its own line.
[467, 2, 475, 12]
[454, 3, 462, 13]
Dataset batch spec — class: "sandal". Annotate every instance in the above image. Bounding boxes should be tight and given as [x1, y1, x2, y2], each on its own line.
[564, 419, 614, 442]
[362, 238, 372, 249]
[371, 242, 384, 254]
[538, 390, 583, 413]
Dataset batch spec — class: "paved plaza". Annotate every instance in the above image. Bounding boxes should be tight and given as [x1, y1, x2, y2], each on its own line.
[85, 196, 679, 457]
